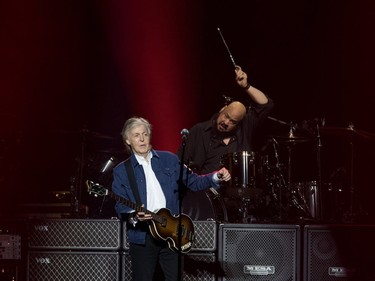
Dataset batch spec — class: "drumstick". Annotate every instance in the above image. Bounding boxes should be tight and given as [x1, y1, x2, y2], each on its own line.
[217, 27, 237, 68]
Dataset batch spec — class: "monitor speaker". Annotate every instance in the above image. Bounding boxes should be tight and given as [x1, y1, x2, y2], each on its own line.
[218, 224, 300, 281]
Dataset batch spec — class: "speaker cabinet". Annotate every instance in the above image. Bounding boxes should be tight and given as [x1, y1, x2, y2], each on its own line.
[218, 224, 300, 281]
[121, 252, 132, 281]
[304, 224, 375, 281]
[184, 253, 217, 281]
[122, 220, 217, 252]
[28, 219, 121, 250]
[27, 251, 120, 281]
[121, 252, 217, 281]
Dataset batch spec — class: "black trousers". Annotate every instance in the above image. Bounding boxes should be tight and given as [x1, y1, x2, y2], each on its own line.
[129, 233, 183, 281]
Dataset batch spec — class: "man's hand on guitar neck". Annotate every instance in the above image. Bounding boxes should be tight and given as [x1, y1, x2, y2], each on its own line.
[135, 204, 152, 221]
[129, 204, 152, 226]
[135, 211, 152, 221]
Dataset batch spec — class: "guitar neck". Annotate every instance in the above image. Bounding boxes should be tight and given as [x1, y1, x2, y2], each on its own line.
[106, 189, 164, 224]
[86, 180, 165, 224]
[107, 189, 143, 212]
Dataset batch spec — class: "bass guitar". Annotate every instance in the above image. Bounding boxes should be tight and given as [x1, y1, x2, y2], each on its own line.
[86, 180, 195, 253]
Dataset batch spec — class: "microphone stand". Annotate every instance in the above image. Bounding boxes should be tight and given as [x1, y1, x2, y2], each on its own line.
[177, 134, 188, 281]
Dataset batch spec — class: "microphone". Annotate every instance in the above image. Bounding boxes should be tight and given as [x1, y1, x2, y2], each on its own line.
[181, 128, 189, 140]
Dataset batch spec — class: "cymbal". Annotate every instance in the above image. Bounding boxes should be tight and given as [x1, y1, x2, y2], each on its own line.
[320, 126, 375, 140]
[272, 131, 313, 144]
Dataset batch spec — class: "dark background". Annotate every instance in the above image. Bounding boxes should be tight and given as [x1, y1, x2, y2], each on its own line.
[1, 0, 374, 221]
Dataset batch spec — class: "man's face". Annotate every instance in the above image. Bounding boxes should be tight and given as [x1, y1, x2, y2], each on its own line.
[216, 102, 247, 133]
[125, 124, 151, 157]
[216, 109, 241, 133]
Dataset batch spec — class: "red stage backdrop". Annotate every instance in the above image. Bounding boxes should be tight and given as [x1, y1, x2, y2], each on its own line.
[105, 1, 201, 152]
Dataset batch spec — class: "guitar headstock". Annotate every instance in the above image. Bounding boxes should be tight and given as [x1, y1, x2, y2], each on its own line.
[86, 180, 108, 197]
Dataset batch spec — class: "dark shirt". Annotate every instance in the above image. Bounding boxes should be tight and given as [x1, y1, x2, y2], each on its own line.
[178, 99, 274, 174]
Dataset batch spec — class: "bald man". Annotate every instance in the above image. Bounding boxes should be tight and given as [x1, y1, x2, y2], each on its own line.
[177, 66, 274, 174]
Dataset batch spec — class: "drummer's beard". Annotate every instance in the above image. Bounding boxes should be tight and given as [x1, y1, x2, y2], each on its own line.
[213, 120, 236, 139]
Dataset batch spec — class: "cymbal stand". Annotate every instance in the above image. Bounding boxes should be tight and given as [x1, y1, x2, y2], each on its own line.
[271, 138, 287, 221]
[286, 122, 296, 186]
[349, 133, 354, 221]
[347, 122, 356, 222]
[266, 118, 296, 187]
[345, 123, 368, 223]
[285, 124, 312, 219]
[315, 123, 323, 220]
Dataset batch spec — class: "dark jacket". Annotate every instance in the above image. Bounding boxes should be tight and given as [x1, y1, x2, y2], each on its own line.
[112, 149, 220, 244]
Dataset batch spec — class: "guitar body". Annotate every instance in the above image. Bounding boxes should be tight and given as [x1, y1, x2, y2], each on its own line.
[148, 208, 195, 253]
[86, 180, 195, 253]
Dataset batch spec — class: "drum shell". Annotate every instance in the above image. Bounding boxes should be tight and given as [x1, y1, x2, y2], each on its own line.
[221, 151, 264, 198]
[291, 181, 319, 218]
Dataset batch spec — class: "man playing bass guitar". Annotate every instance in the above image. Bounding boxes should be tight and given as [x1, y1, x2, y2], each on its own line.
[112, 116, 231, 281]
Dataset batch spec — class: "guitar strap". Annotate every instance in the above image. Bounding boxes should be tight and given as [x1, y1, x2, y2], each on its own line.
[125, 158, 142, 205]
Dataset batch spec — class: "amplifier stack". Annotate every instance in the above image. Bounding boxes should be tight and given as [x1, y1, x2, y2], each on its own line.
[1, 218, 373, 281]
[27, 219, 121, 281]
[25, 218, 218, 281]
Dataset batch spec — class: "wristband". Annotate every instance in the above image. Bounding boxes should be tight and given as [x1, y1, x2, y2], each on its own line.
[243, 83, 251, 90]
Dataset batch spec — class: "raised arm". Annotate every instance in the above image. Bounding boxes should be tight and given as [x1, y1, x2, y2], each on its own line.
[235, 66, 268, 105]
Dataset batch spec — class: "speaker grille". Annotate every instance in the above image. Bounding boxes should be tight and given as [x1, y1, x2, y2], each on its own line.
[27, 251, 120, 281]
[304, 224, 375, 281]
[123, 220, 217, 252]
[218, 224, 300, 281]
[191, 221, 217, 252]
[121, 252, 132, 281]
[28, 219, 121, 250]
[121, 252, 217, 281]
[184, 253, 217, 281]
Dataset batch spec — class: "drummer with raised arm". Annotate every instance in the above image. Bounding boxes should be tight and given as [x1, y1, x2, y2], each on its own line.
[177, 66, 274, 222]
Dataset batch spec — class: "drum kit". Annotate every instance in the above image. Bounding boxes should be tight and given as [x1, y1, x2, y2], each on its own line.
[61, 120, 374, 223]
[212, 119, 375, 224]
[210, 28, 375, 223]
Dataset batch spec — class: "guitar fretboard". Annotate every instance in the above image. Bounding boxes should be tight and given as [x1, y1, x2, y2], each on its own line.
[89, 181, 164, 225]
